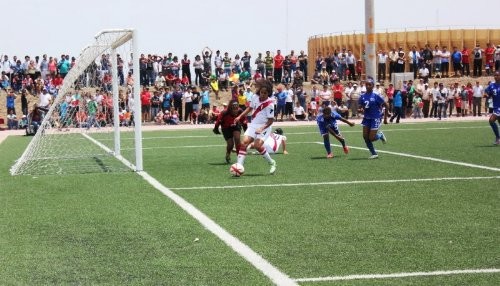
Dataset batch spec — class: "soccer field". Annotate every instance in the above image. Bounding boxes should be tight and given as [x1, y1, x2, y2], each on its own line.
[1, 120, 499, 285]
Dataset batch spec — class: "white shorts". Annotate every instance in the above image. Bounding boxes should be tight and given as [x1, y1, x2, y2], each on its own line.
[244, 124, 272, 142]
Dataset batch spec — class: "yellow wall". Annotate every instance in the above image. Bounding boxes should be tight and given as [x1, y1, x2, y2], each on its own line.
[307, 28, 500, 77]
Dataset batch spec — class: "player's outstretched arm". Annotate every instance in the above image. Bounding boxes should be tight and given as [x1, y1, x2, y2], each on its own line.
[339, 117, 355, 127]
[281, 139, 288, 155]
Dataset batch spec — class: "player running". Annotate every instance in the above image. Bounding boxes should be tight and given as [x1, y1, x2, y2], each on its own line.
[213, 100, 247, 163]
[485, 71, 500, 145]
[316, 106, 355, 158]
[358, 77, 390, 159]
[234, 79, 277, 174]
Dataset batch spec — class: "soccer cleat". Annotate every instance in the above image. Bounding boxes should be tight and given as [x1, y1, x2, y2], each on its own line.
[379, 131, 387, 144]
[269, 159, 277, 174]
[494, 139, 500, 146]
[225, 155, 231, 164]
[369, 154, 379, 159]
[327, 153, 334, 158]
[343, 146, 349, 154]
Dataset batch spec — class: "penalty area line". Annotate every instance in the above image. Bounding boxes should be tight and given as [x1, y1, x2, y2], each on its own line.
[293, 268, 500, 282]
[320, 143, 500, 172]
[170, 176, 500, 190]
[83, 133, 297, 285]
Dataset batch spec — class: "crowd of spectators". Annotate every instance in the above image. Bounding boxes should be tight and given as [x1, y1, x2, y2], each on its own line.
[1, 42, 498, 131]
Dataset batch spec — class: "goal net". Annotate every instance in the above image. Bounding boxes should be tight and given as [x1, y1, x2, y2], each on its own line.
[10, 29, 143, 176]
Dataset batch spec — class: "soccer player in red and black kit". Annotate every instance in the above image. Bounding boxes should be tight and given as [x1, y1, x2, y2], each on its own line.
[213, 100, 247, 163]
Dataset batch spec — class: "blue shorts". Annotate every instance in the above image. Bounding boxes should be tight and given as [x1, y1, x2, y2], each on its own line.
[319, 121, 340, 136]
[276, 104, 286, 115]
[361, 118, 381, 130]
[493, 107, 500, 117]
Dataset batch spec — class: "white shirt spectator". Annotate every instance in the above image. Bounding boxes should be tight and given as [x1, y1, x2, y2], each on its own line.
[39, 91, 52, 107]
[472, 85, 483, 98]
[433, 49, 442, 65]
[377, 53, 388, 64]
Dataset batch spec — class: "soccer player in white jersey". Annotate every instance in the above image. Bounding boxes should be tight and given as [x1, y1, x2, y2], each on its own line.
[234, 79, 277, 174]
[248, 128, 288, 155]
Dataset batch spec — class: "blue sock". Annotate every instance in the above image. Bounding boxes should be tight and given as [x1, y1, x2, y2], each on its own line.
[323, 137, 331, 153]
[365, 138, 376, 155]
[490, 121, 500, 139]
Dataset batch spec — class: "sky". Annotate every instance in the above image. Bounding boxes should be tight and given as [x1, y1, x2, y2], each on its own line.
[2, 0, 499, 61]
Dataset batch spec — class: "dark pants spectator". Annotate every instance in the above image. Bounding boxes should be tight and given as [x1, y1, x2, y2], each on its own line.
[473, 59, 482, 77]
[390, 106, 402, 123]
[422, 100, 431, 118]
[430, 101, 438, 118]
[462, 63, 470, 77]
[472, 97, 482, 116]
[274, 67, 282, 83]
[378, 63, 386, 81]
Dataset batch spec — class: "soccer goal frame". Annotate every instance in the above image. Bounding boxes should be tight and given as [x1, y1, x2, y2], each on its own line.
[10, 29, 143, 176]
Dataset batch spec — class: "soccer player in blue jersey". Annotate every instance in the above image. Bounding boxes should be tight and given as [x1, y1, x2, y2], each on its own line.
[316, 106, 355, 158]
[485, 71, 500, 145]
[358, 77, 390, 159]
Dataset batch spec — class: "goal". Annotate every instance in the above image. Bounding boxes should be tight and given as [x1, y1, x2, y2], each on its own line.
[10, 29, 143, 176]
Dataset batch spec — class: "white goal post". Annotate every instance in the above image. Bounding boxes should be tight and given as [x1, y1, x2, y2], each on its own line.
[10, 29, 143, 176]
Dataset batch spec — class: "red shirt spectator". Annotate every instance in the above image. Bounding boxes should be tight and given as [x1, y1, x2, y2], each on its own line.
[461, 47, 470, 64]
[274, 51, 284, 69]
[332, 82, 344, 101]
[52, 74, 63, 87]
[485, 43, 495, 64]
[140, 88, 151, 106]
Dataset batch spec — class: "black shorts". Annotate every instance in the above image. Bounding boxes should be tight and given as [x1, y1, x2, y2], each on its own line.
[222, 126, 241, 141]
[142, 105, 150, 113]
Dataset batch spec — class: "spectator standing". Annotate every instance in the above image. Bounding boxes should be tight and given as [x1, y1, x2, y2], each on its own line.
[461, 46, 471, 77]
[473, 44, 484, 77]
[264, 51, 274, 81]
[183, 86, 194, 122]
[408, 46, 421, 79]
[432, 45, 442, 77]
[495, 45, 500, 72]
[193, 55, 203, 86]
[377, 50, 388, 82]
[202, 47, 213, 73]
[255, 52, 265, 75]
[472, 81, 484, 116]
[214, 50, 223, 78]
[451, 47, 462, 77]
[441, 47, 451, 78]
[485, 43, 495, 76]
[181, 54, 191, 85]
[241, 51, 251, 74]
[140, 87, 152, 122]
[389, 89, 403, 123]
[273, 50, 284, 84]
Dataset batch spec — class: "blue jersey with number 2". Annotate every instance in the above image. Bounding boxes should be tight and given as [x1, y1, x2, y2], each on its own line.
[358, 92, 385, 119]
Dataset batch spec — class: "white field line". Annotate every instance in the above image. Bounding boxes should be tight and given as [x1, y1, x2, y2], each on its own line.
[170, 176, 500, 190]
[138, 172, 298, 286]
[104, 125, 488, 141]
[121, 141, 314, 150]
[324, 143, 500, 172]
[84, 133, 297, 286]
[293, 268, 500, 282]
